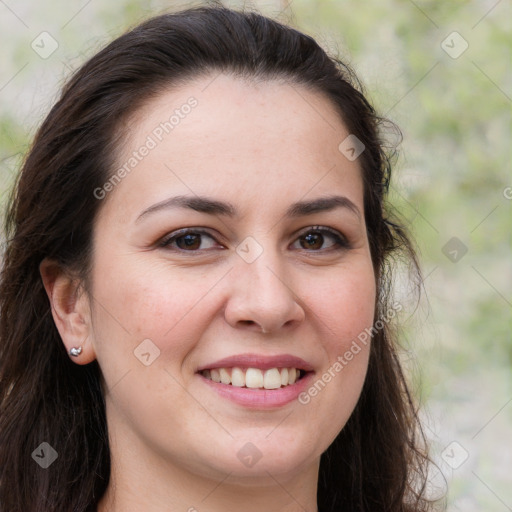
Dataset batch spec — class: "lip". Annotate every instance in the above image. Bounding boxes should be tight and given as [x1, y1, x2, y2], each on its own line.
[197, 370, 315, 408]
[196, 353, 315, 372]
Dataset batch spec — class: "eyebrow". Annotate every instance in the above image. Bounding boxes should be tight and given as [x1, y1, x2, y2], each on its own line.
[136, 194, 361, 222]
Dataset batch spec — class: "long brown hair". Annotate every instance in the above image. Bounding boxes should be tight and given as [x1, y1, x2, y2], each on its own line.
[0, 6, 440, 511]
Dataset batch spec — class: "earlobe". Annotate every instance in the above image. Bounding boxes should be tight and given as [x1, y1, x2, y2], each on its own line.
[39, 258, 96, 365]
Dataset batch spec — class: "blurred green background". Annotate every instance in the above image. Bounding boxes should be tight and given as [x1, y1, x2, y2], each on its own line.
[1, 1, 510, 510]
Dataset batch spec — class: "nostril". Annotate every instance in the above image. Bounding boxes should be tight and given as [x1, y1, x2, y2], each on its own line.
[238, 320, 262, 330]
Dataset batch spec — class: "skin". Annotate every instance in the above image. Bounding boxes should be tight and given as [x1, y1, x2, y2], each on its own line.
[40, 73, 376, 512]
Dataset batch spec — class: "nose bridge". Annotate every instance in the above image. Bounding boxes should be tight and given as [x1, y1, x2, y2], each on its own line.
[242, 252, 288, 299]
[224, 237, 304, 331]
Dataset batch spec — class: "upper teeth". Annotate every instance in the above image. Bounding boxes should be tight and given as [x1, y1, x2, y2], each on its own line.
[202, 367, 301, 389]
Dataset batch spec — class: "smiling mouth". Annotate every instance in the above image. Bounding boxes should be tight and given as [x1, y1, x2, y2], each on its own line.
[200, 367, 308, 390]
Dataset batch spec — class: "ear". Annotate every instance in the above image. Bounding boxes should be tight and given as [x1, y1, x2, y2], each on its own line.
[39, 258, 96, 365]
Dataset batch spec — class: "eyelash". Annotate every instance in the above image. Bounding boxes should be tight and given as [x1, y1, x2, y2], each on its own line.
[157, 226, 350, 253]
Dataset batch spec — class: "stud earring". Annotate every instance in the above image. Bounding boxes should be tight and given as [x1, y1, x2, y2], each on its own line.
[69, 346, 82, 357]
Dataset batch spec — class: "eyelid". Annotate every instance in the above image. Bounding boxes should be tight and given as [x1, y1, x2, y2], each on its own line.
[291, 225, 350, 249]
[157, 225, 350, 252]
[157, 227, 223, 250]
[294, 224, 345, 239]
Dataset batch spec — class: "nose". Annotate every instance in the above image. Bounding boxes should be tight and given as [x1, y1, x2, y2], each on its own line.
[223, 249, 306, 334]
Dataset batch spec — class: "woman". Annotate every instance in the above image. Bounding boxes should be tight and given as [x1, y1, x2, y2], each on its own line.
[0, 5, 441, 511]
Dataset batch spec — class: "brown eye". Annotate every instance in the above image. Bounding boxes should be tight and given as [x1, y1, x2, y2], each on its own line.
[159, 229, 219, 251]
[292, 227, 349, 252]
[176, 233, 202, 250]
[300, 232, 324, 250]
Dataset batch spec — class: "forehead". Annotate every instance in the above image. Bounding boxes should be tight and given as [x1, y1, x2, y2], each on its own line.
[104, 73, 364, 221]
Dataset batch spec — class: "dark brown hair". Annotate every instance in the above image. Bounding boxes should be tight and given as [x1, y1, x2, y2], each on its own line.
[0, 5, 440, 511]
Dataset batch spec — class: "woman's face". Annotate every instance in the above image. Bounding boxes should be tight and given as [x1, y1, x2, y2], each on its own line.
[87, 73, 376, 485]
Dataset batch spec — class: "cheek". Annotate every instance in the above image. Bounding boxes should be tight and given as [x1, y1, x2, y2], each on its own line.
[90, 256, 221, 361]
[305, 261, 375, 388]
[293, 263, 375, 450]
[307, 262, 376, 347]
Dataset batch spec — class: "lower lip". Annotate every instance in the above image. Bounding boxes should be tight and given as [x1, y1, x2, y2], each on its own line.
[197, 371, 315, 409]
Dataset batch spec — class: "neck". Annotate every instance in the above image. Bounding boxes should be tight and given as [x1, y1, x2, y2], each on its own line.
[97, 416, 320, 512]
[97, 461, 320, 512]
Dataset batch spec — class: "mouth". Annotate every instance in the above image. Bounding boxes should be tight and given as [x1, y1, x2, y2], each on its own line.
[199, 367, 309, 390]
[195, 354, 315, 408]
[196, 353, 315, 402]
